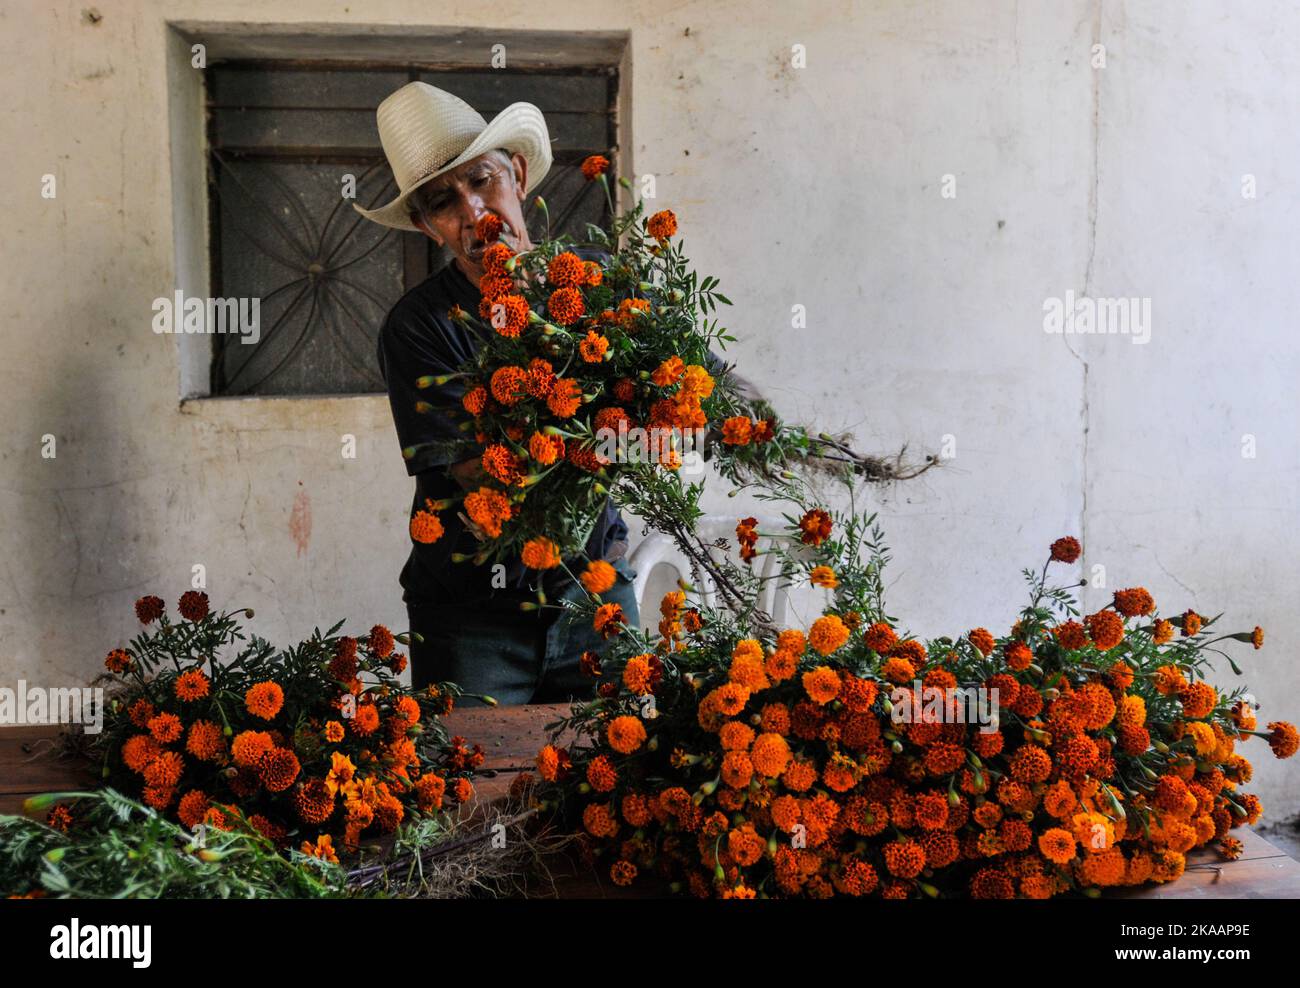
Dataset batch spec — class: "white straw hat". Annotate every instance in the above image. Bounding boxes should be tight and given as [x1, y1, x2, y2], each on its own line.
[353, 81, 553, 232]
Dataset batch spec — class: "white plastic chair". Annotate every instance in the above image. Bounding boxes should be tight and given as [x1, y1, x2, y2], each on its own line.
[627, 514, 811, 628]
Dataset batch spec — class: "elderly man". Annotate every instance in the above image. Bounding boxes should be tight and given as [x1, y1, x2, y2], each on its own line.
[357, 83, 762, 706]
[354, 83, 640, 706]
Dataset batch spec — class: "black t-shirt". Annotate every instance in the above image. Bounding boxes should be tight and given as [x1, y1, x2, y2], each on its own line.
[376, 247, 629, 610]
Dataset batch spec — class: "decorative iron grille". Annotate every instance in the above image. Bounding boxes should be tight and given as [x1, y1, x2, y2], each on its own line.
[205, 62, 619, 396]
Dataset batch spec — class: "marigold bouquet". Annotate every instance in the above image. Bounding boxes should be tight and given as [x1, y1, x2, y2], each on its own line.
[85, 591, 483, 864]
[526, 474, 1297, 899]
[403, 157, 921, 592]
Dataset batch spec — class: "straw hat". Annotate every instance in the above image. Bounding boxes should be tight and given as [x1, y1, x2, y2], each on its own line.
[353, 81, 552, 232]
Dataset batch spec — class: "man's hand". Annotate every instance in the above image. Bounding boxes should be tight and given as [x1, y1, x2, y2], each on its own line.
[449, 456, 487, 490]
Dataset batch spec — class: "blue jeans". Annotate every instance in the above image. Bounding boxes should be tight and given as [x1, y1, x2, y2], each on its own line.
[407, 557, 640, 706]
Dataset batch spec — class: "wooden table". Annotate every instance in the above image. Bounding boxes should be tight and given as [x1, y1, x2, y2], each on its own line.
[4, 707, 1298, 898]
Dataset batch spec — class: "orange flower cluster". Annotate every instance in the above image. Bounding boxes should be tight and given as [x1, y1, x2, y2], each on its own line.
[98, 595, 482, 859]
[406, 198, 782, 575]
[530, 534, 1295, 899]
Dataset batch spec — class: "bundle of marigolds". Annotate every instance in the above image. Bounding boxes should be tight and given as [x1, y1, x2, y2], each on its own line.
[404, 156, 815, 580]
[79, 592, 483, 865]
[528, 479, 1297, 898]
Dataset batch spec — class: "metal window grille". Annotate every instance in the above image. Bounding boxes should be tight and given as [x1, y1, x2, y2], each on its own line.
[205, 61, 618, 396]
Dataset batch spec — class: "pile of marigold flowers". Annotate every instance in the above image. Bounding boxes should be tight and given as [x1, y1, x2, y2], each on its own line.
[87, 593, 483, 864]
[525, 498, 1296, 899]
[402, 158, 794, 580]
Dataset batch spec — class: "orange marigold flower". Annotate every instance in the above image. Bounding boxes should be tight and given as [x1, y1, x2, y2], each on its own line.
[802, 666, 842, 705]
[892, 639, 927, 665]
[245, 681, 284, 720]
[174, 669, 210, 702]
[1038, 827, 1077, 864]
[882, 839, 926, 879]
[583, 802, 619, 839]
[765, 649, 797, 682]
[579, 329, 609, 362]
[177, 789, 209, 829]
[481, 241, 513, 274]
[1251, 626, 1264, 649]
[610, 860, 637, 886]
[1153, 663, 1187, 696]
[1267, 721, 1299, 759]
[968, 628, 995, 656]
[721, 416, 752, 445]
[490, 365, 528, 406]
[122, 733, 159, 769]
[646, 209, 678, 240]
[1150, 618, 1174, 644]
[350, 703, 380, 736]
[798, 508, 833, 546]
[623, 654, 656, 695]
[528, 431, 565, 467]
[463, 486, 512, 538]
[301, 833, 339, 864]
[546, 377, 583, 418]
[369, 624, 395, 660]
[1113, 587, 1155, 617]
[546, 251, 587, 289]
[607, 715, 647, 754]
[1180, 609, 1203, 637]
[579, 559, 617, 595]
[1010, 744, 1053, 783]
[487, 293, 530, 337]
[809, 565, 838, 589]
[519, 537, 561, 571]
[594, 602, 626, 638]
[547, 286, 585, 326]
[862, 622, 898, 654]
[581, 154, 610, 180]
[650, 357, 686, 391]
[461, 385, 488, 416]
[231, 730, 274, 768]
[259, 746, 301, 792]
[1181, 681, 1217, 720]
[475, 212, 503, 243]
[1053, 620, 1088, 650]
[481, 443, 523, 486]
[719, 720, 756, 752]
[1001, 640, 1032, 672]
[1049, 537, 1082, 563]
[147, 712, 183, 745]
[777, 629, 806, 656]
[1086, 610, 1125, 651]
[143, 750, 184, 789]
[808, 614, 850, 656]
[880, 656, 915, 685]
[410, 504, 445, 544]
[587, 754, 618, 792]
[324, 720, 345, 743]
[185, 720, 224, 762]
[524, 357, 556, 398]
[105, 648, 133, 674]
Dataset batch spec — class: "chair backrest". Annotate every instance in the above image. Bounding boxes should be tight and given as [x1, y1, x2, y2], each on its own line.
[627, 514, 809, 628]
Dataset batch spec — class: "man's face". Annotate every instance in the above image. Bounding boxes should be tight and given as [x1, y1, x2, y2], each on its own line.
[410, 150, 532, 282]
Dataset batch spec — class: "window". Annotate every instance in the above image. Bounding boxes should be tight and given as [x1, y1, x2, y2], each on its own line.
[205, 62, 618, 396]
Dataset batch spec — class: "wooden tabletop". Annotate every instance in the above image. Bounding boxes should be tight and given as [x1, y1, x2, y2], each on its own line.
[4, 707, 1297, 899]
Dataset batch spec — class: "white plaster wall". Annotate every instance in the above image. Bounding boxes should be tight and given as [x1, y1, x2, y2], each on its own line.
[0, 0, 1295, 820]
